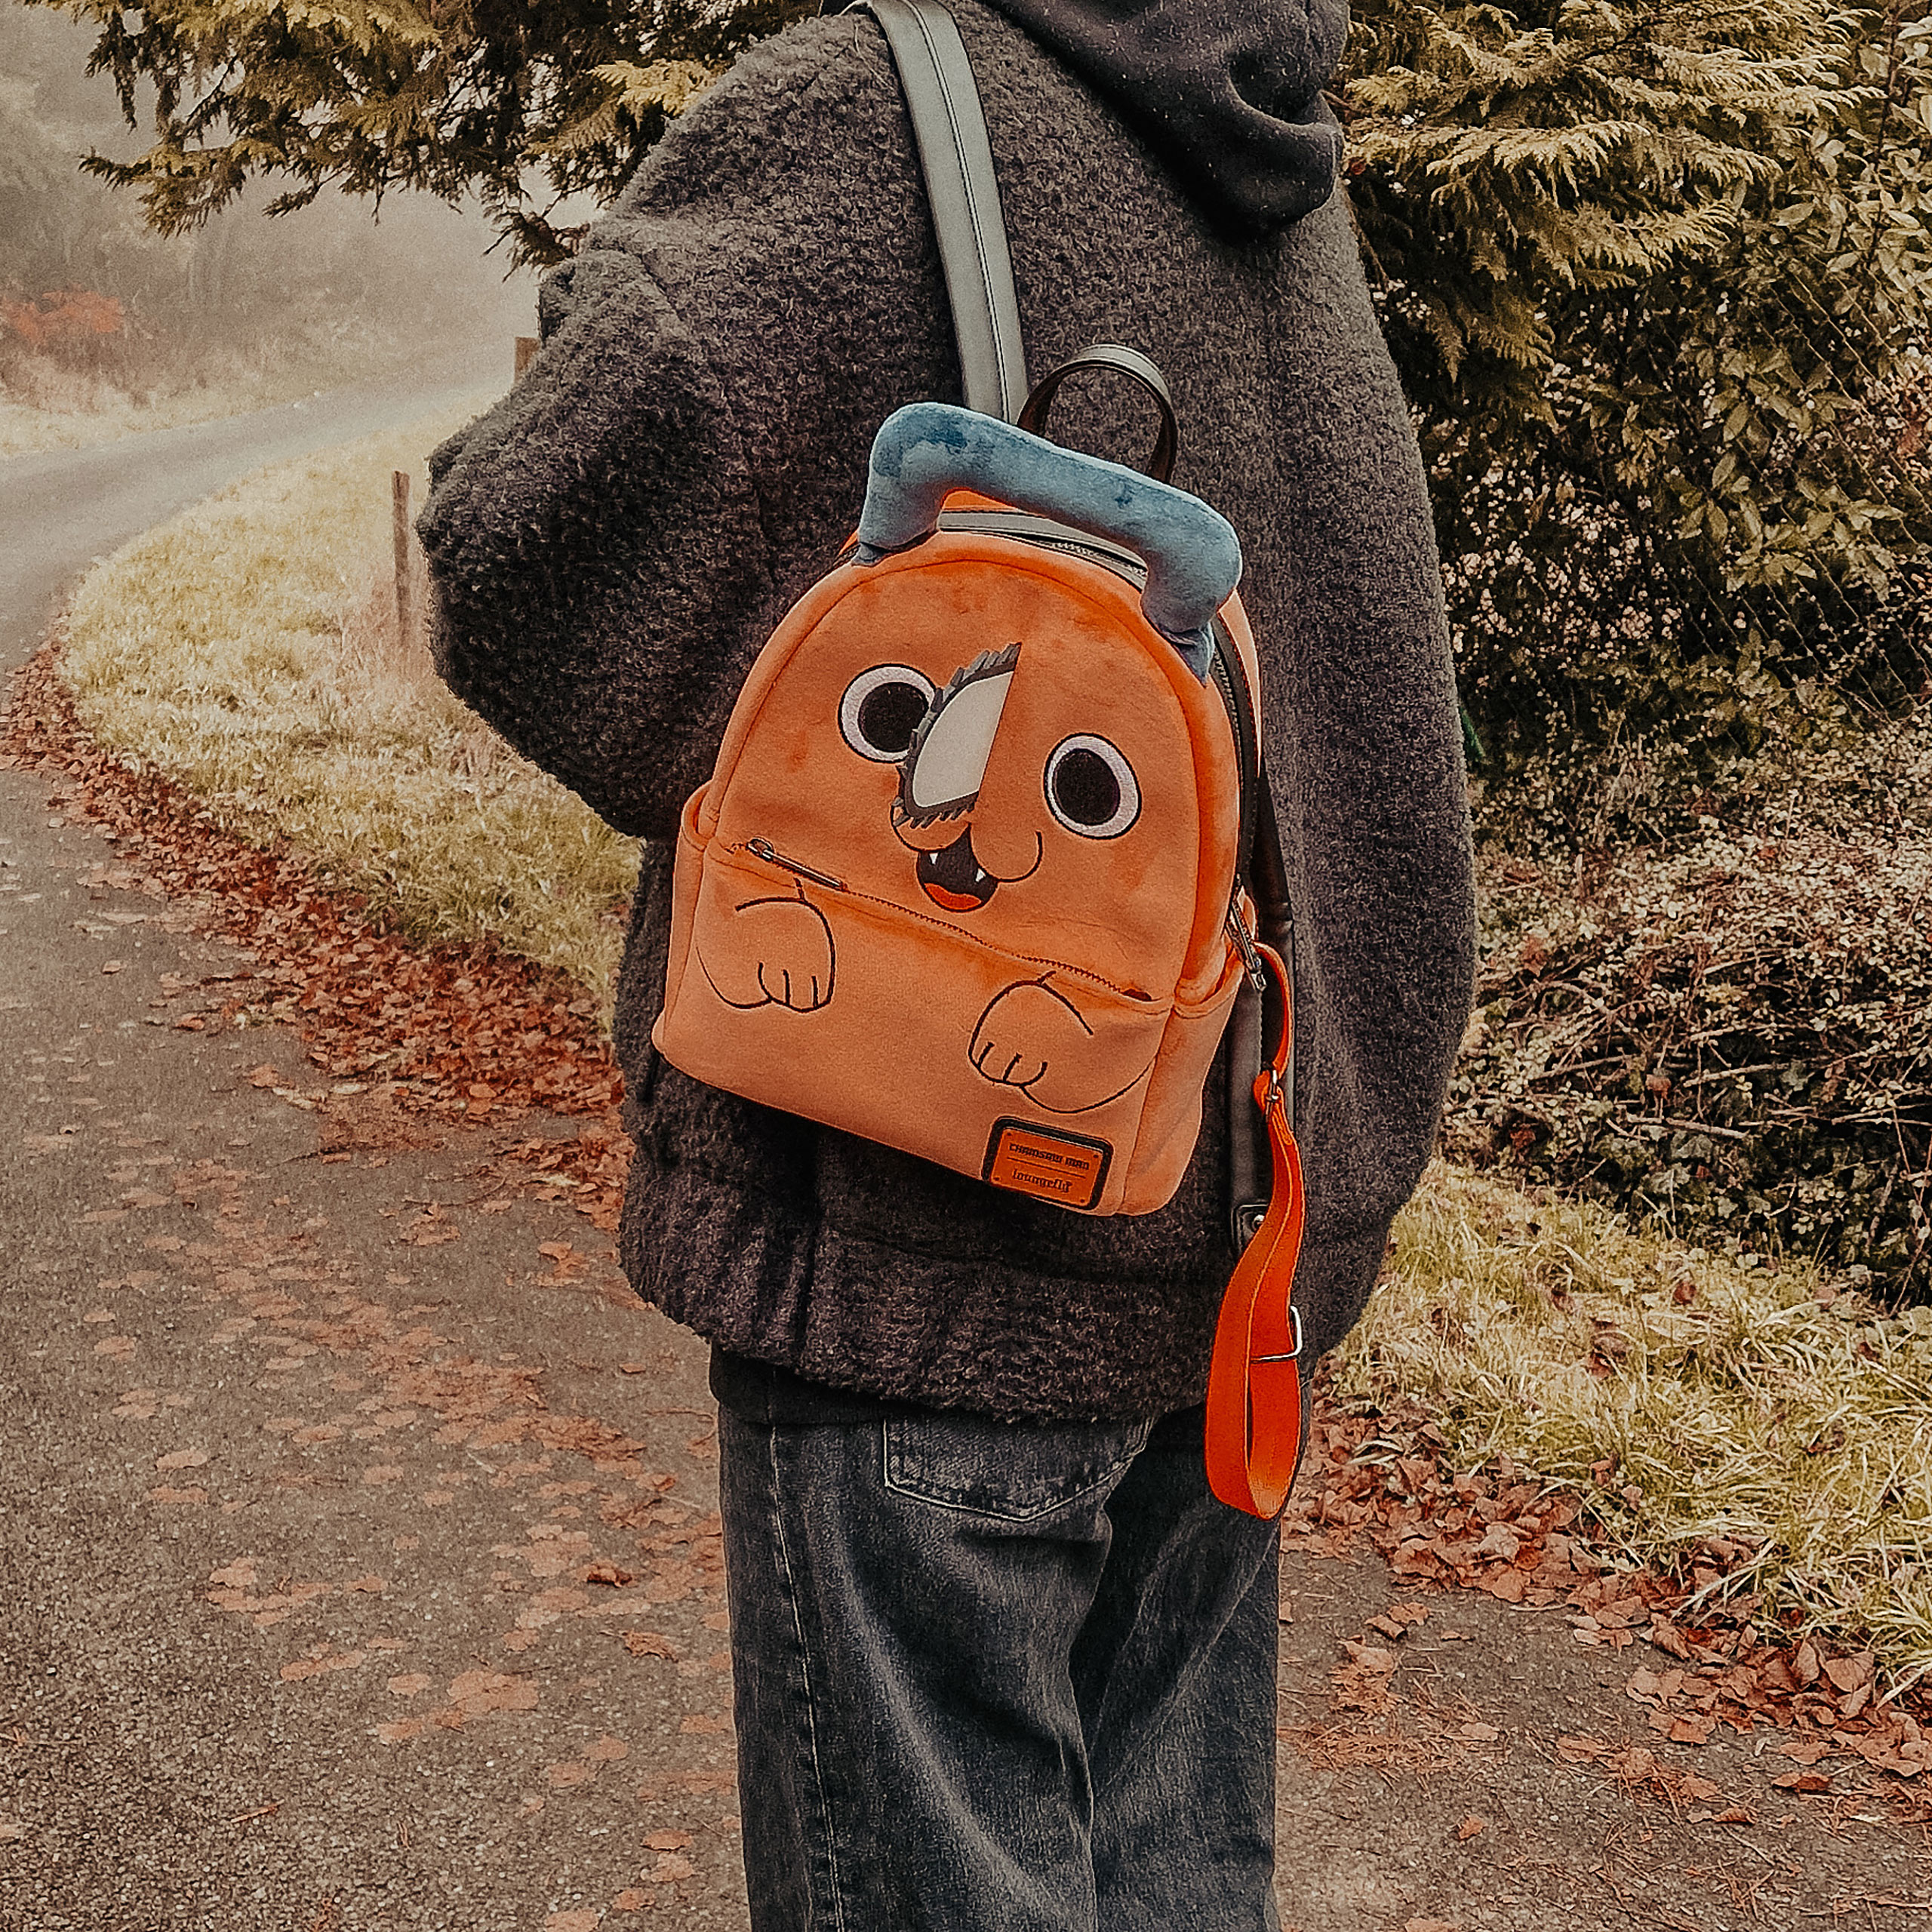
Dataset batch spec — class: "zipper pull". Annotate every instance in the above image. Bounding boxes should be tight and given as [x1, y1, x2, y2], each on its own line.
[746, 839, 847, 893]
[1226, 895, 1266, 990]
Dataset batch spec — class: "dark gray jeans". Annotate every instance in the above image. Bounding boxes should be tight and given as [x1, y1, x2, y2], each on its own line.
[718, 1403, 1284, 1931]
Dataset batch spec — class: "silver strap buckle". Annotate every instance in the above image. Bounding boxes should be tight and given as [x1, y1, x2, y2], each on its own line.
[1251, 1306, 1306, 1364]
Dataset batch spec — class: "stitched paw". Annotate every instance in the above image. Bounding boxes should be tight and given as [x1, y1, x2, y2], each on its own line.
[700, 895, 835, 1012]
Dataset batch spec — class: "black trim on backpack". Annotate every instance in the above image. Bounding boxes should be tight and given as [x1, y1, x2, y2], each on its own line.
[1227, 774, 1296, 1251]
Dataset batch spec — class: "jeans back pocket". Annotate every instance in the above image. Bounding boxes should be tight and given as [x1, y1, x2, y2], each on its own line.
[883, 1413, 1153, 1523]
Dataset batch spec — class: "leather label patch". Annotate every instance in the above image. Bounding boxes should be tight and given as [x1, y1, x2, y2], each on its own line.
[983, 1118, 1112, 1211]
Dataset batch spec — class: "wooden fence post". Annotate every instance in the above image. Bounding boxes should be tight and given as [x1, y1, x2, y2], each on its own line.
[515, 335, 539, 381]
[392, 469, 412, 647]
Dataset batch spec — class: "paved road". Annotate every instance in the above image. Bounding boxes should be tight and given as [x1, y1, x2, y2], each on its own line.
[0, 349, 503, 645]
[0, 376, 1920, 1931]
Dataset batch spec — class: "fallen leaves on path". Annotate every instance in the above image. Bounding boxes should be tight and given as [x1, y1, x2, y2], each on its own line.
[122, 1210, 726, 1732]
[373, 1670, 540, 1746]
[1558, 1734, 1723, 1806]
[5, 641, 623, 1124]
[5, 643, 752, 1901]
[1290, 1387, 1932, 1786]
[620, 1632, 680, 1660]
[495, 1130, 632, 1234]
[538, 1239, 589, 1284]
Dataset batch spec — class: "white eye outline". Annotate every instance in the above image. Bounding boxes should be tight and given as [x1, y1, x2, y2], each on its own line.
[840, 663, 937, 763]
[1044, 734, 1141, 840]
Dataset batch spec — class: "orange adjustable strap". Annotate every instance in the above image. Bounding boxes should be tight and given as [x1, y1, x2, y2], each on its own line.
[1205, 940, 1308, 1519]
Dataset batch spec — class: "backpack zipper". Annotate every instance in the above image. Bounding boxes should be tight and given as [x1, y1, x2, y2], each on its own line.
[1206, 623, 1258, 892]
[1226, 896, 1267, 989]
[743, 839, 848, 892]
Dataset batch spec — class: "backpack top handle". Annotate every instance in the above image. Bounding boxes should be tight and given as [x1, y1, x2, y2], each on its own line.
[855, 402, 1241, 676]
[1019, 344, 1180, 486]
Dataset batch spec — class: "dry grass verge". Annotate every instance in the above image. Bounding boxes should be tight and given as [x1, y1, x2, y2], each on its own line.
[1341, 1163, 1932, 1694]
[56, 405, 641, 1016]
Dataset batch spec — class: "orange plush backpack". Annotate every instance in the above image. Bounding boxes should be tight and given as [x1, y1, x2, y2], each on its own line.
[654, 0, 1307, 1517]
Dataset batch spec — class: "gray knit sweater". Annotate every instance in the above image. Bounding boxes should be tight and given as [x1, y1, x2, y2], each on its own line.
[420, 0, 1475, 1421]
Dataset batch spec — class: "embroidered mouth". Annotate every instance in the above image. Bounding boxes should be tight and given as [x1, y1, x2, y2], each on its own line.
[918, 829, 998, 912]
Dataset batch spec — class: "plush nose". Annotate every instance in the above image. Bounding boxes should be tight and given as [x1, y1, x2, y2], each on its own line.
[962, 811, 1044, 884]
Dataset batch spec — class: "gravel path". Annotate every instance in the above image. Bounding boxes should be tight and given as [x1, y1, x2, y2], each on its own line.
[1, 377, 1924, 1931]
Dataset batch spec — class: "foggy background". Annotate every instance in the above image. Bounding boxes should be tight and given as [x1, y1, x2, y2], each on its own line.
[0, 2, 540, 438]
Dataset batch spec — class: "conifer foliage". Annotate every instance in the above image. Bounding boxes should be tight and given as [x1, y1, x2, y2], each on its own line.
[29, 0, 818, 269]
[1343, 0, 1932, 785]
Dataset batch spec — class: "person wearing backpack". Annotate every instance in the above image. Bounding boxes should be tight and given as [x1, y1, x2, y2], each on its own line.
[420, 1, 1475, 1925]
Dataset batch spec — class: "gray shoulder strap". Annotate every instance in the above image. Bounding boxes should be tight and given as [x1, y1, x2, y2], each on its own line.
[857, 0, 1030, 422]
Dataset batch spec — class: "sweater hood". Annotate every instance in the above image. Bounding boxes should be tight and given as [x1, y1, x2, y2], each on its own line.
[978, 0, 1346, 238]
